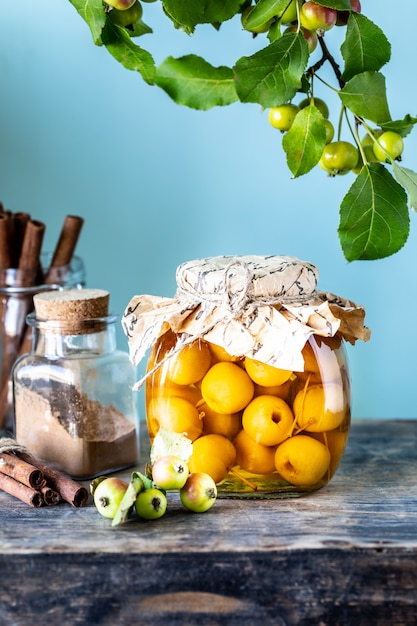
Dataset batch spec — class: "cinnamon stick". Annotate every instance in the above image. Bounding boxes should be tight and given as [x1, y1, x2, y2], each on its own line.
[19, 452, 89, 507]
[18, 219, 45, 275]
[11, 212, 30, 268]
[0, 213, 12, 269]
[49, 215, 84, 268]
[0, 472, 43, 507]
[0, 452, 45, 489]
[41, 485, 61, 506]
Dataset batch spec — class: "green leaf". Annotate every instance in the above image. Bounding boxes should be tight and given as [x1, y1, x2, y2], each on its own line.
[338, 163, 409, 261]
[155, 55, 238, 110]
[111, 472, 145, 527]
[339, 71, 391, 124]
[341, 14, 391, 82]
[68, 0, 106, 45]
[102, 20, 155, 84]
[162, 0, 243, 32]
[234, 33, 309, 107]
[380, 114, 417, 139]
[243, 0, 290, 30]
[129, 19, 153, 38]
[392, 162, 417, 211]
[282, 106, 326, 177]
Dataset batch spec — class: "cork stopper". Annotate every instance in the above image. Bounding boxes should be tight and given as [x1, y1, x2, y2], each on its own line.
[34, 289, 109, 322]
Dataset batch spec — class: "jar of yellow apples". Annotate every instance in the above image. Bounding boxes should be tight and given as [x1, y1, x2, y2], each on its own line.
[123, 255, 370, 498]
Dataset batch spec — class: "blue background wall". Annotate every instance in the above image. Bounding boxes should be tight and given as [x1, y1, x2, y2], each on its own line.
[1, 1, 416, 419]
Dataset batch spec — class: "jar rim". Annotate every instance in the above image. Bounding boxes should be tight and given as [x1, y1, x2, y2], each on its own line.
[26, 311, 119, 334]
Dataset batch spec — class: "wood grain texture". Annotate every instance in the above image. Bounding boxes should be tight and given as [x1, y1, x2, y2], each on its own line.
[0, 420, 416, 625]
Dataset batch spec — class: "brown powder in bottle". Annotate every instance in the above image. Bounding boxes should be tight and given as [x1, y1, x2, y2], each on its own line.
[14, 289, 138, 479]
[15, 380, 138, 479]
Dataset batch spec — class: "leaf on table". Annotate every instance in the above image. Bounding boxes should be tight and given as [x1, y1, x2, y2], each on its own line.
[234, 33, 309, 108]
[282, 106, 326, 178]
[338, 163, 409, 261]
[68, 0, 106, 45]
[339, 71, 391, 124]
[111, 472, 145, 527]
[162, 0, 243, 33]
[102, 20, 155, 85]
[155, 55, 238, 110]
[150, 428, 193, 466]
[392, 163, 417, 211]
[341, 14, 391, 82]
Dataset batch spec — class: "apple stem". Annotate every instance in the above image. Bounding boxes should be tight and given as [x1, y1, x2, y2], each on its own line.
[229, 468, 258, 491]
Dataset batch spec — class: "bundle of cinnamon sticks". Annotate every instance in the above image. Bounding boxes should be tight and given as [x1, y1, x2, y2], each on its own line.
[0, 205, 84, 280]
[0, 205, 85, 429]
[0, 445, 89, 508]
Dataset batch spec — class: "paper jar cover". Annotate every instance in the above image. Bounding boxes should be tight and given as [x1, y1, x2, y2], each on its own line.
[122, 255, 370, 382]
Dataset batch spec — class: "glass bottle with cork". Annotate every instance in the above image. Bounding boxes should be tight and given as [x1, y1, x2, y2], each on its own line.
[13, 288, 138, 479]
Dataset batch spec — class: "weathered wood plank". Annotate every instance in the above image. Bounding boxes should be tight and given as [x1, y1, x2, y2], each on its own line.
[0, 420, 416, 624]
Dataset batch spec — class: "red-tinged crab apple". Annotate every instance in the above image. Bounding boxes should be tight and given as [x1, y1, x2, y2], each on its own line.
[105, 0, 136, 10]
[135, 488, 167, 520]
[151, 455, 189, 490]
[284, 25, 318, 53]
[109, 0, 143, 26]
[93, 477, 128, 519]
[180, 473, 217, 513]
[300, 1, 337, 32]
[336, 0, 361, 26]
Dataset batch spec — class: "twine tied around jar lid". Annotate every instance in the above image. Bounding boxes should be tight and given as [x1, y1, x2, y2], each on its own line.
[175, 256, 319, 318]
[123, 255, 370, 388]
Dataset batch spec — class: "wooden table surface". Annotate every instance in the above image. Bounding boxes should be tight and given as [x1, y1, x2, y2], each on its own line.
[1, 419, 416, 625]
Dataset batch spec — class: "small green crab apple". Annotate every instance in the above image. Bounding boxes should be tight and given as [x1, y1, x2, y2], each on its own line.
[135, 487, 167, 520]
[319, 141, 359, 176]
[180, 473, 217, 513]
[151, 455, 189, 490]
[372, 131, 404, 162]
[92, 477, 128, 519]
[268, 104, 300, 131]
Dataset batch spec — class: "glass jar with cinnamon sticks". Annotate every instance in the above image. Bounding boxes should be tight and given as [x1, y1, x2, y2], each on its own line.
[0, 210, 85, 431]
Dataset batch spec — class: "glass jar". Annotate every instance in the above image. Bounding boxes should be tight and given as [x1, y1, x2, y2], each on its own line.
[13, 288, 138, 479]
[0, 255, 86, 433]
[123, 255, 370, 498]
